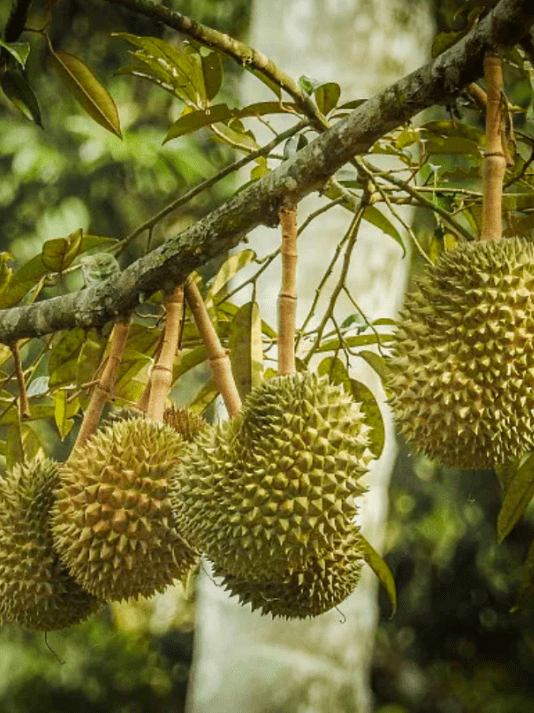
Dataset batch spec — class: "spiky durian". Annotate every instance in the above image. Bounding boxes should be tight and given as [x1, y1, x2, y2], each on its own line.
[0, 458, 101, 631]
[170, 372, 373, 580]
[388, 237, 534, 469]
[213, 527, 365, 619]
[52, 418, 198, 601]
[163, 406, 207, 442]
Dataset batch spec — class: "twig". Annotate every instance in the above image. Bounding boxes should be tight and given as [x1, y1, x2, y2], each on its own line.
[481, 52, 506, 242]
[10, 342, 30, 419]
[278, 205, 297, 375]
[184, 278, 241, 417]
[74, 318, 131, 448]
[147, 286, 184, 422]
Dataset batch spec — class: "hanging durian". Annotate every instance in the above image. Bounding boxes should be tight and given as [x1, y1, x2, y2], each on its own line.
[213, 526, 365, 619]
[52, 418, 199, 601]
[0, 458, 101, 631]
[170, 372, 373, 580]
[388, 237, 534, 469]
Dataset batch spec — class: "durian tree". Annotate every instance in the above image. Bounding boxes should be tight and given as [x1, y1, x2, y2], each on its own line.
[2, 0, 534, 707]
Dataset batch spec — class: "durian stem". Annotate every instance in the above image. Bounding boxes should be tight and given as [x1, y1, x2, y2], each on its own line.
[74, 318, 131, 448]
[278, 205, 297, 376]
[10, 342, 30, 419]
[481, 52, 507, 242]
[184, 277, 242, 418]
[147, 285, 184, 422]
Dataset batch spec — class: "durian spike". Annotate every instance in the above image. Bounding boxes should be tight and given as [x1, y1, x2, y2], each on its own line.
[184, 277, 242, 418]
[147, 285, 184, 422]
[11, 341, 30, 420]
[74, 317, 131, 449]
[278, 204, 297, 376]
[481, 51, 506, 242]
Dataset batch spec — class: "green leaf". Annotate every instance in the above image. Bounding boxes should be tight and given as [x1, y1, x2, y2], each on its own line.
[318, 356, 351, 385]
[42, 228, 83, 272]
[76, 330, 106, 388]
[0, 70, 43, 127]
[316, 333, 394, 353]
[173, 345, 209, 383]
[314, 82, 340, 115]
[360, 536, 396, 617]
[357, 350, 390, 382]
[246, 67, 281, 99]
[208, 249, 257, 301]
[497, 452, 534, 542]
[49, 328, 86, 388]
[349, 378, 385, 459]
[0, 252, 14, 296]
[189, 377, 218, 413]
[202, 51, 223, 101]
[49, 50, 122, 138]
[363, 206, 406, 255]
[298, 75, 320, 94]
[164, 102, 299, 142]
[0, 40, 30, 68]
[54, 390, 79, 440]
[431, 30, 464, 58]
[229, 301, 263, 400]
[6, 411, 24, 469]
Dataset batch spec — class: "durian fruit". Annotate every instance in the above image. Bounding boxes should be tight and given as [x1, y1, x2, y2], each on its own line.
[213, 526, 365, 619]
[388, 237, 534, 469]
[0, 458, 101, 631]
[163, 406, 207, 442]
[52, 418, 198, 601]
[171, 372, 373, 580]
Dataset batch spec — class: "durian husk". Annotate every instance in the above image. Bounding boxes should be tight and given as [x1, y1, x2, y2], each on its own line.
[388, 237, 534, 469]
[0, 458, 101, 631]
[213, 527, 365, 619]
[171, 372, 373, 580]
[163, 406, 207, 442]
[52, 418, 198, 601]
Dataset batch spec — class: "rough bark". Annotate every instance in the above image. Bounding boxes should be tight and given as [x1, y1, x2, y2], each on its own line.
[0, 0, 532, 344]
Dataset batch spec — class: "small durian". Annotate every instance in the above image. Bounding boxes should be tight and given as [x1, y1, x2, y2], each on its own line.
[213, 527, 365, 619]
[163, 406, 207, 442]
[52, 418, 198, 601]
[171, 372, 373, 580]
[388, 237, 534, 469]
[0, 458, 101, 631]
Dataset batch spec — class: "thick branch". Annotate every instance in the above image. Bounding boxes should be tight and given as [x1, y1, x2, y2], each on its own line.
[0, 0, 533, 344]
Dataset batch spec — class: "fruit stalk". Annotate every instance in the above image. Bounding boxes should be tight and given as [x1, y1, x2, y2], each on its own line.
[481, 52, 506, 242]
[184, 277, 242, 418]
[74, 317, 131, 448]
[10, 342, 30, 419]
[147, 285, 184, 422]
[278, 205, 297, 375]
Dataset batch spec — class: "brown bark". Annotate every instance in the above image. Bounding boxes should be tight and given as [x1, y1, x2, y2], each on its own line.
[278, 206, 297, 375]
[184, 278, 242, 418]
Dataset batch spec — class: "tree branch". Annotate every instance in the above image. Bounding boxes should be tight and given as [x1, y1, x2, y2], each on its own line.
[0, 0, 532, 344]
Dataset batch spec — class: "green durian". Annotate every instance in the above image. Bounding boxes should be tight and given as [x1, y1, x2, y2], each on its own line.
[388, 237, 534, 469]
[213, 527, 365, 619]
[163, 406, 208, 442]
[52, 418, 198, 601]
[170, 372, 373, 580]
[0, 458, 101, 631]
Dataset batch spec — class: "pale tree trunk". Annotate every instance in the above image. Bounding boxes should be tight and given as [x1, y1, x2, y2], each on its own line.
[187, 2, 433, 712]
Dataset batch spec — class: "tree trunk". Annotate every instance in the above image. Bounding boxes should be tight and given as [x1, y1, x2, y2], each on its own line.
[187, 2, 433, 711]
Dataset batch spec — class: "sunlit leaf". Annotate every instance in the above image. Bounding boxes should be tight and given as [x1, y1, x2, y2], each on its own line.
[42, 229, 83, 272]
[497, 452, 534, 542]
[208, 249, 257, 301]
[49, 50, 122, 138]
[349, 378, 385, 459]
[314, 82, 340, 115]
[49, 328, 86, 387]
[54, 389, 79, 440]
[358, 349, 390, 382]
[26, 376, 50, 398]
[0, 70, 43, 127]
[0, 40, 30, 68]
[360, 536, 397, 617]
[316, 333, 394, 353]
[229, 301, 263, 400]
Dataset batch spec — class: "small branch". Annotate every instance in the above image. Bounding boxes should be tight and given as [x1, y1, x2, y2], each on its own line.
[278, 205, 297, 375]
[466, 82, 487, 110]
[3, 0, 33, 42]
[184, 278, 242, 418]
[10, 342, 30, 419]
[74, 318, 131, 448]
[147, 285, 183, 422]
[113, 120, 308, 256]
[481, 52, 507, 242]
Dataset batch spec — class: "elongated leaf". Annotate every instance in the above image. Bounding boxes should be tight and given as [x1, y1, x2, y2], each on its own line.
[360, 536, 396, 617]
[350, 378, 385, 459]
[316, 333, 394, 353]
[202, 51, 223, 101]
[229, 301, 263, 400]
[318, 356, 350, 385]
[208, 249, 257, 301]
[42, 228, 83, 272]
[1, 70, 43, 127]
[49, 50, 122, 138]
[363, 206, 406, 255]
[497, 452, 534, 542]
[49, 328, 86, 387]
[6, 411, 24, 469]
[164, 101, 299, 142]
[358, 350, 390, 382]
[0, 40, 30, 67]
[54, 390, 79, 440]
[0, 403, 55, 425]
